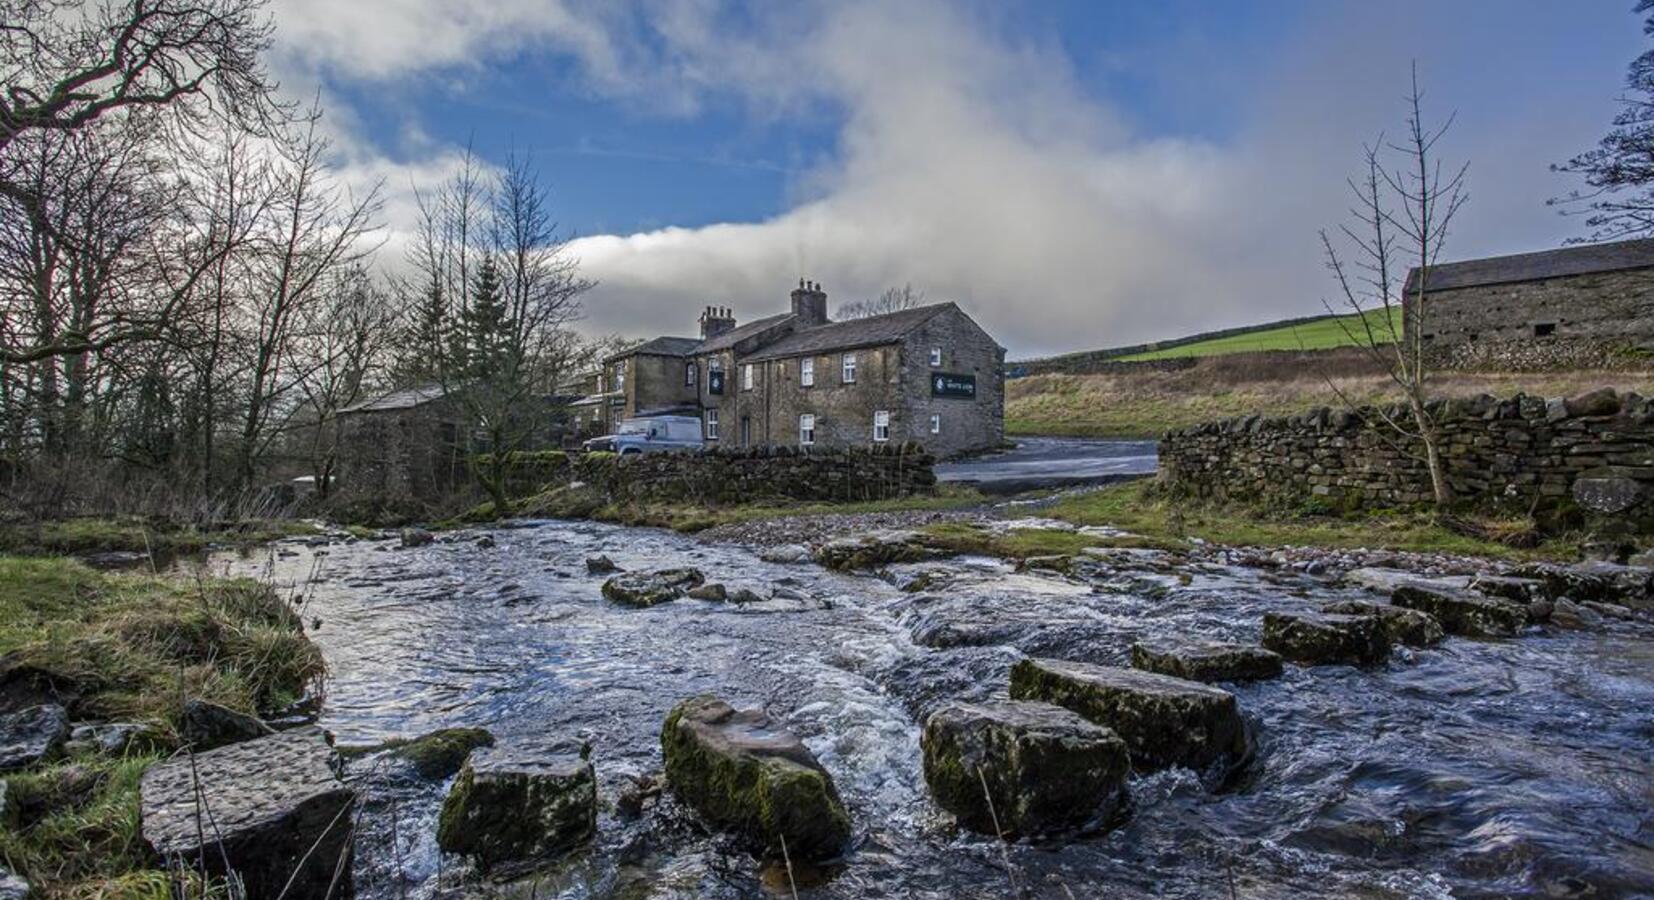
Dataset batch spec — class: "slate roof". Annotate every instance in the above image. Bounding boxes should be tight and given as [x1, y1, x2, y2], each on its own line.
[607, 335, 702, 361]
[338, 385, 446, 414]
[695, 312, 796, 353]
[1406, 237, 1654, 293]
[744, 303, 955, 362]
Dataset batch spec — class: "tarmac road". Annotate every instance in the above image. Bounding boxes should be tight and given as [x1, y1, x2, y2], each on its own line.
[935, 436, 1157, 494]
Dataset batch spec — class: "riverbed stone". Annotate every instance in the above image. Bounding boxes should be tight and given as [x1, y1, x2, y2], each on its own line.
[1320, 600, 1445, 647]
[1510, 560, 1654, 608]
[1391, 584, 1527, 637]
[660, 695, 851, 862]
[1261, 612, 1391, 665]
[600, 568, 705, 607]
[181, 698, 272, 750]
[814, 530, 934, 571]
[1129, 639, 1283, 683]
[386, 727, 495, 779]
[140, 727, 354, 900]
[758, 544, 812, 564]
[584, 554, 621, 574]
[1008, 658, 1248, 774]
[921, 700, 1128, 838]
[436, 742, 596, 870]
[687, 582, 728, 601]
[0, 704, 69, 772]
[400, 527, 434, 548]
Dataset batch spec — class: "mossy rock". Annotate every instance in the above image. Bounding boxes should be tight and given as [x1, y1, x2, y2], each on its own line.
[1321, 600, 1444, 647]
[1129, 639, 1283, 683]
[813, 531, 934, 571]
[601, 568, 705, 607]
[384, 727, 495, 779]
[1390, 584, 1526, 638]
[1261, 611, 1392, 665]
[1008, 658, 1248, 775]
[436, 743, 596, 871]
[921, 700, 1128, 838]
[660, 695, 850, 862]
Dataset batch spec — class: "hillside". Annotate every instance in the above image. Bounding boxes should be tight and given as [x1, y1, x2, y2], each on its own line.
[1115, 308, 1400, 361]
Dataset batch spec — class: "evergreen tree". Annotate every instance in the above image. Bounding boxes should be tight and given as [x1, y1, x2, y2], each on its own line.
[1555, 1, 1654, 241]
[457, 257, 511, 380]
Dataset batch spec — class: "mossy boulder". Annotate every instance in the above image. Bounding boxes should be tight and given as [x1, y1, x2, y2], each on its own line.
[660, 695, 850, 862]
[386, 727, 495, 779]
[180, 698, 272, 750]
[1008, 658, 1248, 774]
[1509, 561, 1653, 609]
[921, 700, 1128, 838]
[1261, 611, 1391, 665]
[1129, 639, 1283, 683]
[601, 568, 705, 607]
[1321, 600, 1445, 648]
[813, 530, 935, 571]
[1390, 584, 1527, 637]
[436, 742, 596, 871]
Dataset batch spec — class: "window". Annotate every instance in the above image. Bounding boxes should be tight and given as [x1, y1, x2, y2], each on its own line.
[929, 347, 942, 367]
[800, 357, 815, 387]
[708, 358, 724, 395]
[799, 414, 816, 446]
[842, 353, 857, 384]
[1534, 323, 1556, 337]
[742, 363, 754, 391]
[615, 364, 625, 393]
[930, 414, 941, 434]
[685, 361, 697, 386]
[704, 409, 719, 440]
[873, 410, 890, 442]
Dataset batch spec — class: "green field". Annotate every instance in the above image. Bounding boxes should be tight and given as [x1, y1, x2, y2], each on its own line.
[1116, 307, 1401, 361]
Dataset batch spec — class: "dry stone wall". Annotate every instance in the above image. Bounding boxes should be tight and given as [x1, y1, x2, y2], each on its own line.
[564, 443, 937, 505]
[1159, 388, 1654, 526]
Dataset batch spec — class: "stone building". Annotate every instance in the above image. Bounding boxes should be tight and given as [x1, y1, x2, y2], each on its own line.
[603, 281, 1005, 457]
[1406, 237, 1654, 368]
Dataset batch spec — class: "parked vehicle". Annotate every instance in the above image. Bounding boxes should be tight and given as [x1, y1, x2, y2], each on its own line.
[583, 415, 705, 454]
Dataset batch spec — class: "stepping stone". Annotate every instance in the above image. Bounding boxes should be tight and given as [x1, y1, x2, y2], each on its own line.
[0, 704, 68, 772]
[601, 568, 705, 607]
[1130, 639, 1283, 683]
[1390, 584, 1527, 637]
[814, 530, 934, 571]
[1321, 600, 1444, 647]
[1008, 658, 1248, 774]
[1262, 611, 1391, 666]
[584, 554, 621, 574]
[140, 727, 354, 900]
[437, 741, 595, 870]
[661, 695, 850, 862]
[921, 700, 1128, 838]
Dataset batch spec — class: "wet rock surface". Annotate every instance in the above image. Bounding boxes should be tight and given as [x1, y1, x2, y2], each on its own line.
[1262, 611, 1392, 666]
[181, 697, 272, 750]
[814, 529, 937, 571]
[1009, 657, 1248, 774]
[0, 867, 27, 900]
[0, 704, 68, 772]
[436, 742, 596, 871]
[140, 727, 354, 900]
[1320, 600, 1445, 648]
[383, 726, 495, 779]
[600, 567, 705, 606]
[1129, 638, 1283, 683]
[1391, 584, 1528, 637]
[921, 700, 1129, 838]
[661, 694, 851, 862]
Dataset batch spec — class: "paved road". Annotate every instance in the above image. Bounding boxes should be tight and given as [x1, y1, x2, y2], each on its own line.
[936, 436, 1158, 493]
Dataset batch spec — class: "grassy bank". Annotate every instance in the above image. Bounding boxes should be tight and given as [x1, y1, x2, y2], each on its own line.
[0, 517, 321, 558]
[0, 557, 324, 898]
[514, 482, 989, 532]
[1006, 349, 1654, 438]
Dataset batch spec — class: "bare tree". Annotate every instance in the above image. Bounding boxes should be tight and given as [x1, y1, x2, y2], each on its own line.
[836, 283, 924, 320]
[1321, 66, 1467, 510]
[290, 264, 392, 499]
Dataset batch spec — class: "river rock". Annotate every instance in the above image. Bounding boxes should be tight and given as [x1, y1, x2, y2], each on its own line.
[0, 867, 27, 900]
[1129, 639, 1283, 683]
[921, 700, 1128, 838]
[687, 582, 728, 601]
[1008, 658, 1248, 774]
[181, 698, 272, 750]
[814, 530, 934, 571]
[0, 704, 68, 772]
[387, 726, 495, 779]
[1391, 584, 1527, 637]
[140, 727, 354, 900]
[758, 544, 812, 564]
[1261, 611, 1391, 665]
[436, 742, 596, 870]
[600, 568, 705, 607]
[1343, 567, 1471, 595]
[584, 554, 621, 574]
[660, 695, 851, 862]
[400, 527, 434, 548]
[1321, 600, 1445, 647]
[1510, 560, 1654, 608]
[1015, 555, 1074, 575]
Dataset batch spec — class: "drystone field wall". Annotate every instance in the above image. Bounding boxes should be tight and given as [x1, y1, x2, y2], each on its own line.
[1159, 388, 1654, 525]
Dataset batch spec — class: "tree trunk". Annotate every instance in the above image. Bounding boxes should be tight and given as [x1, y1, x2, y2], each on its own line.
[1408, 397, 1453, 510]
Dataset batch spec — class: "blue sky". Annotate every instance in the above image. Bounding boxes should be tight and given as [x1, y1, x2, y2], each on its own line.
[270, 1, 1643, 356]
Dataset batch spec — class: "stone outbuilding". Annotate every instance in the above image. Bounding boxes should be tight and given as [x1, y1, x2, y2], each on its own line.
[604, 281, 1006, 458]
[1406, 237, 1654, 369]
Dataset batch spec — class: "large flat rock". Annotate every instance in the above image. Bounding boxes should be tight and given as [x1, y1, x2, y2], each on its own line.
[921, 700, 1128, 837]
[661, 695, 850, 862]
[436, 742, 595, 870]
[814, 530, 935, 571]
[601, 568, 705, 607]
[140, 727, 354, 900]
[1008, 658, 1248, 774]
[0, 704, 68, 772]
[1130, 639, 1283, 683]
[1391, 584, 1527, 637]
[1321, 600, 1444, 648]
[1262, 611, 1391, 666]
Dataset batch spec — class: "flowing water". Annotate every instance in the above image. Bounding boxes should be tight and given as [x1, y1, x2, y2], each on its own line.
[212, 520, 1654, 899]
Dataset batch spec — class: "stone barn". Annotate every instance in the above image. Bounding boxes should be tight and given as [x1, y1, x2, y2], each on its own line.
[332, 386, 467, 509]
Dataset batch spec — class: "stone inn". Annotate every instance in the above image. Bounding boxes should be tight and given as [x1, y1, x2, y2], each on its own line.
[590, 281, 1006, 458]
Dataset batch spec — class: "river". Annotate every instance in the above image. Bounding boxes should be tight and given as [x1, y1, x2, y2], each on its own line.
[213, 519, 1654, 899]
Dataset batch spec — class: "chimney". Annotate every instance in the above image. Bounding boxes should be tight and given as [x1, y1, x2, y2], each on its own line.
[699, 305, 736, 339]
[791, 279, 828, 327]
